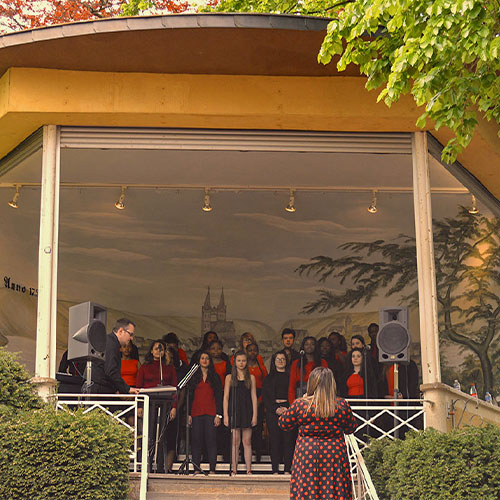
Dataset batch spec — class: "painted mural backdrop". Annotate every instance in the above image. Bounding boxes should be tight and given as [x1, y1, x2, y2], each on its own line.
[0, 146, 497, 397]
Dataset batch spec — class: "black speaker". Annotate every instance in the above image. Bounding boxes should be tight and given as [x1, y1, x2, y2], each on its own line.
[68, 302, 107, 362]
[377, 307, 411, 363]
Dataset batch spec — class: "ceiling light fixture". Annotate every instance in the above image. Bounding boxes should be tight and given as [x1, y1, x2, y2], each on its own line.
[202, 188, 212, 212]
[285, 189, 296, 213]
[469, 194, 479, 215]
[114, 186, 126, 210]
[367, 190, 378, 214]
[8, 184, 20, 209]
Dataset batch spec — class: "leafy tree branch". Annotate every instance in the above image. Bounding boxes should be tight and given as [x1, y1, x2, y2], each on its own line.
[295, 207, 500, 394]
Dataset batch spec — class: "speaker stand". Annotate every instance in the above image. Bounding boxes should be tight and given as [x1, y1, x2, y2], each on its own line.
[393, 363, 399, 439]
[81, 360, 93, 395]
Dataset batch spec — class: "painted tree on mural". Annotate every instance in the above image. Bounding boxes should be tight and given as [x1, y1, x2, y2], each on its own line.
[296, 207, 500, 396]
[0, 0, 188, 34]
[211, 0, 500, 163]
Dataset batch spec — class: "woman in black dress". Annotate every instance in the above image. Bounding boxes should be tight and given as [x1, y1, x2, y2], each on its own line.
[278, 367, 357, 499]
[223, 350, 257, 475]
[262, 350, 293, 474]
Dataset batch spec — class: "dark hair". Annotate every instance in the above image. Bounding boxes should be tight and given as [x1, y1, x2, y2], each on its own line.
[281, 328, 296, 339]
[368, 323, 379, 329]
[162, 332, 179, 345]
[269, 350, 290, 376]
[351, 334, 366, 346]
[121, 340, 139, 361]
[300, 336, 322, 376]
[340, 335, 347, 352]
[231, 350, 251, 389]
[346, 348, 366, 376]
[113, 318, 136, 333]
[245, 342, 259, 354]
[328, 331, 344, 351]
[167, 345, 180, 369]
[317, 337, 335, 364]
[201, 330, 219, 350]
[144, 339, 167, 364]
[207, 339, 223, 350]
[345, 348, 376, 397]
[189, 350, 219, 391]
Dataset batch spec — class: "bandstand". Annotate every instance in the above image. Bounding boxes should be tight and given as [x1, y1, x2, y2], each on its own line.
[1, 13, 500, 500]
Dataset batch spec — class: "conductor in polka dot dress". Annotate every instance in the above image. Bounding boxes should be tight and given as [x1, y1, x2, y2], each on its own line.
[278, 367, 357, 500]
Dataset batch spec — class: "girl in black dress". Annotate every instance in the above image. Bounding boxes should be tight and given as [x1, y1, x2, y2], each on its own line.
[262, 350, 293, 474]
[223, 350, 257, 475]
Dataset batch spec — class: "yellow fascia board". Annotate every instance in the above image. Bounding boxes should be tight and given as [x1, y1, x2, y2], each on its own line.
[0, 67, 498, 198]
[0, 67, 421, 154]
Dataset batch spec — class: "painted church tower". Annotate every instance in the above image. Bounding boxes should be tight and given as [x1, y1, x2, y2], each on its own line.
[201, 286, 228, 333]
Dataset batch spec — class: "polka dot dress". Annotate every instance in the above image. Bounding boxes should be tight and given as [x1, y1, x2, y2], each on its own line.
[278, 397, 357, 500]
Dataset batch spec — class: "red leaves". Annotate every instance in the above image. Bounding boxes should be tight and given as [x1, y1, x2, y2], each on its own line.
[0, 0, 189, 34]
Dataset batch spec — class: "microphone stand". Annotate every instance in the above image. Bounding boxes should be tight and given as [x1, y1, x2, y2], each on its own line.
[299, 351, 304, 398]
[363, 346, 370, 439]
[151, 350, 168, 473]
[177, 363, 205, 475]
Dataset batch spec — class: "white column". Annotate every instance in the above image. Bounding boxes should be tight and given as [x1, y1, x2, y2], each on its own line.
[412, 131, 441, 385]
[33, 125, 60, 399]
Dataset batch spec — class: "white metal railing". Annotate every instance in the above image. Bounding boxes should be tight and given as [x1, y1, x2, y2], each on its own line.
[345, 434, 379, 500]
[347, 398, 426, 452]
[344, 399, 425, 500]
[56, 394, 149, 500]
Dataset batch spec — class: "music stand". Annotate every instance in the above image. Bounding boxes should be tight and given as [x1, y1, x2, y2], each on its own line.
[177, 363, 205, 475]
[139, 386, 176, 473]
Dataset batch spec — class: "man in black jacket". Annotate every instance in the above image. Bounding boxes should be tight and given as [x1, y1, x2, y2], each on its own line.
[279, 328, 300, 364]
[92, 317, 140, 395]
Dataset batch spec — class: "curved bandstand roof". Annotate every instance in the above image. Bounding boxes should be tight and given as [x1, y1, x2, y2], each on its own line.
[0, 13, 351, 77]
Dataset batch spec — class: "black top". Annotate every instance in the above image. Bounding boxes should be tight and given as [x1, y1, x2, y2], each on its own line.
[91, 332, 130, 394]
[58, 350, 87, 377]
[284, 348, 301, 364]
[262, 371, 290, 414]
[378, 360, 420, 399]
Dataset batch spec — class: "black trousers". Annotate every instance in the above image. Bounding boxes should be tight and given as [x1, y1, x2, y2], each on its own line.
[148, 400, 172, 472]
[191, 414, 217, 472]
[252, 403, 264, 461]
[267, 412, 294, 473]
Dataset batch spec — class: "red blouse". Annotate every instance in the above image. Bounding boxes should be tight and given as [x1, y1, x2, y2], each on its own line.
[136, 361, 177, 389]
[288, 358, 328, 404]
[178, 348, 189, 365]
[214, 360, 229, 388]
[121, 358, 139, 387]
[190, 378, 217, 417]
[248, 363, 268, 390]
[346, 373, 364, 396]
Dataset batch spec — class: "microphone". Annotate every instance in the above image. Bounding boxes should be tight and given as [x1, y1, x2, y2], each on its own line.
[299, 350, 305, 356]
[230, 347, 236, 354]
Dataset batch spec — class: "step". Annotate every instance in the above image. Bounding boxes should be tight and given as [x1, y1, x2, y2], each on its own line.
[147, 474, 290, 499]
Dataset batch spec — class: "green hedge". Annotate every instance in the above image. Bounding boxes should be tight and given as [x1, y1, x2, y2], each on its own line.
[364, 427, 500, 500]
[0, 348, 42, 410]
[0, 348, 133, 500]
[0, 406, 132, 500]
